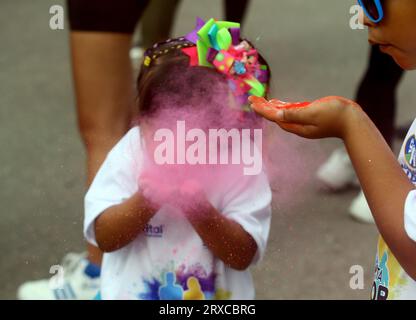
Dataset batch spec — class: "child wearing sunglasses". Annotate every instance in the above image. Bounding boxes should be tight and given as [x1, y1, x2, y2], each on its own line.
[250, 0, 416, 299]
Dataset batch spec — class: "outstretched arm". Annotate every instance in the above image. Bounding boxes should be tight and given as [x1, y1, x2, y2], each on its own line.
[250, 96, 416, 279]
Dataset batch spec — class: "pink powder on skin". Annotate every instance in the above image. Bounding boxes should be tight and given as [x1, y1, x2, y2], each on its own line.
[249, 96, 311, 110]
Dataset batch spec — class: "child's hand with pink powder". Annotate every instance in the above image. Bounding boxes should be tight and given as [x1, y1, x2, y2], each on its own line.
[139, 171, 177, 207]
[249, 95, 363, 140]
[179, 179, 204, 199]
[178, 179, 208, 214]
[139, 171, 208, 213]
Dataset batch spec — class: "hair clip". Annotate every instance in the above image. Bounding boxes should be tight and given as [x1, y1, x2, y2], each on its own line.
[182, 18, 269, 106]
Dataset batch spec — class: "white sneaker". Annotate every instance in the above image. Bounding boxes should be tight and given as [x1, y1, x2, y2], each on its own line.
[17, 252, 100, 300]
[349, 191, 375, 224]
[316, 147, 360, 191]
[130, 46, 145, 69]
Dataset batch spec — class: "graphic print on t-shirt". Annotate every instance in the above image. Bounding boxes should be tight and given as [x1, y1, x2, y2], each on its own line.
[159, 272, 183, 300]
[402, 134, 416, 183]
[143, 223, 164, 238]
[372, 238, 409, 300]
[371, 123, 416, 300]
[135, 262, 231, 300]
[405, 135, 416, 169]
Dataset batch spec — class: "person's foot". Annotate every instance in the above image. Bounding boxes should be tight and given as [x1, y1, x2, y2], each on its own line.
[349, 191, 375, 224]
[316, 147, 360, 191]
[17, 252, 100, 300]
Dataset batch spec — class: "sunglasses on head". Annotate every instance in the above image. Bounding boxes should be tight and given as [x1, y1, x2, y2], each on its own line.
[358, 0, 384, 23]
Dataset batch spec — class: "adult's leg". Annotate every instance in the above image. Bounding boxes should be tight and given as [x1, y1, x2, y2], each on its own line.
[68, 0, 149, 265]
[139, 0, 249, 53]
[224, 0, 251, 24]
[355, 45, 404, 146]
[141, 0, 181, 49]
[70, 32, 137, 263]
[17, 0, 149, 299]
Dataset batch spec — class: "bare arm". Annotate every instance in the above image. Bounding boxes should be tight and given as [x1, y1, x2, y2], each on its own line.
[343, 108, 416, 279]
[184, 200, 258, 271]
[94, 192, 158, 252]
[251, 96, 416, 279]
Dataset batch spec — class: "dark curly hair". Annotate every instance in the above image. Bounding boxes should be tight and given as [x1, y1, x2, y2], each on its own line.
[136, 37, 271, 127]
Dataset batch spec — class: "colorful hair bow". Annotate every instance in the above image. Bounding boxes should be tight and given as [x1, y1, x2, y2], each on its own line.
[183, 18, 269, 108]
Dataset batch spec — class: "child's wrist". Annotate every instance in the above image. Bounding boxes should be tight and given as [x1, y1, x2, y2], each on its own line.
[341, 103, 365, 141]
[137, 191, 160, 213]
[182, 196, 212, 222]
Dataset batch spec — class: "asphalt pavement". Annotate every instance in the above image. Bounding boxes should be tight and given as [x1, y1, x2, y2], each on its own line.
[2, 0, 416, 299]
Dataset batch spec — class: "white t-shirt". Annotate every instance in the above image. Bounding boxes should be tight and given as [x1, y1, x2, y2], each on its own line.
[84, 126, 272, 300]
[372, 119, 416, 300]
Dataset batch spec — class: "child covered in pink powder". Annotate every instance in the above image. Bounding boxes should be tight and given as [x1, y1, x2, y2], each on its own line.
[84, 19, 272, 300]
